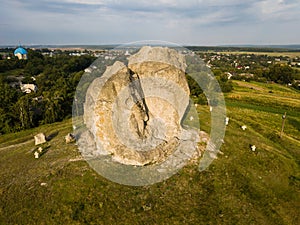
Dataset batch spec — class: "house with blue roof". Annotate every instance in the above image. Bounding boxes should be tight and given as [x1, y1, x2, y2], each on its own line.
[14, 46, 28, 59]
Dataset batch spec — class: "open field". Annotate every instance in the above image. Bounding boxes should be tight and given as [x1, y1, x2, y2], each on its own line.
[0, 81, 299, 224]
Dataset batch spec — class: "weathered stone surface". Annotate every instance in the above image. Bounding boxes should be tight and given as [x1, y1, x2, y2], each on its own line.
[83, 46, 199, 166]
[65, 133, 76, 144]
[34, 133, 46, 146]
[37, 147, 43, 152]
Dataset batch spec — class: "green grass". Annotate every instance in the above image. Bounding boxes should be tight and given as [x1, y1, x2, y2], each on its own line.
[0, 81, 299, 224]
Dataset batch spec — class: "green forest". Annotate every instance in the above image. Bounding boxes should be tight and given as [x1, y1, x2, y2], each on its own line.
[0, 49, 95, 134]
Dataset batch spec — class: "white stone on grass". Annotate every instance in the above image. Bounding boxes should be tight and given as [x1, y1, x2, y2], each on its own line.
[250, 145, 256, 152]
[38, 147, 43, 153]
[65, 133, 76, 144]
[34, 151, 39, 159]
[225, 117, 229, 125]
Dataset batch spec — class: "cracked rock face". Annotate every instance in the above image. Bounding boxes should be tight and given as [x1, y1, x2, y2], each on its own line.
[83, 46, 198, 166]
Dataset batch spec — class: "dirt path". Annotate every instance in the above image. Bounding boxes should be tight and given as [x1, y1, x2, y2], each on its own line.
[234, 81, 265, 91]
[0, 139, 34, 152]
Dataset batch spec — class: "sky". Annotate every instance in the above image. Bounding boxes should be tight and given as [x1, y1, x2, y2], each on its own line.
[1, 0, 300, 46]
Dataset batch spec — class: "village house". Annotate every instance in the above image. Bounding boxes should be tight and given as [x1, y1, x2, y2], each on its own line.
[14, 46, 28, 60]
[20, 83, 38, 94]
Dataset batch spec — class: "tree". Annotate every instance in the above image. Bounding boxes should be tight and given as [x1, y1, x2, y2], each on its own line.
[15, 95, 34, 130]
[0, 49, 95, 133]
[0, 108, 16, 134]
[186, 73, 203, 96]
[42, 91, 64, 124]
[217, 74, 233, 93]
[265, 64, 295, 84]
[0, 79, 19, 109]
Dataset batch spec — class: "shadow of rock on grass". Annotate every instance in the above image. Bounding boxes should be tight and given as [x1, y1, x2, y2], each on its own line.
[47, 131, 59, 141]
[32, 143, 51, 158]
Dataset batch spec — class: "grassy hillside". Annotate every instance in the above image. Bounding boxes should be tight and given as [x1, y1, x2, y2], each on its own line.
[0, 81, 299, 224]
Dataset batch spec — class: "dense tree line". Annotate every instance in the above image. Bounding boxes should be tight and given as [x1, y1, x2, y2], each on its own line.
[0, 57, 27, 72]
[0, 49, 95, 134]
[186, 70, 233, 105]
[263, 64, 299, 84]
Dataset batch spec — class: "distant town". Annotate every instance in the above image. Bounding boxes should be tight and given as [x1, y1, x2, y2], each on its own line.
[1, 45, 300, 89]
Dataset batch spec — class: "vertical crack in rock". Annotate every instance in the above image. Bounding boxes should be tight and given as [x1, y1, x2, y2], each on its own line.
[128, 68, 149, 137]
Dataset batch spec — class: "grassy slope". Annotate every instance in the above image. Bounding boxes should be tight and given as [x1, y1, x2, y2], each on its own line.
[0, 82, 299, 225]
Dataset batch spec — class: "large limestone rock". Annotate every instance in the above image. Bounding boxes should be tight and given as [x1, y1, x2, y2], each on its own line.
[83, 46, 199, 166]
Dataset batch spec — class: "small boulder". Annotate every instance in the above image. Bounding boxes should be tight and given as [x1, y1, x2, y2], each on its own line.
[241, 125, 247, 130]
[34, 151, 39, 159]
[225, 117, 229, 125]
[65, 133, 76, 144]
[250, 145, 256, 152]
[34, 133, 46, 146]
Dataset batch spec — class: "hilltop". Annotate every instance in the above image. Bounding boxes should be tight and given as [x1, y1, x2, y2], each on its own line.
[0, 80, 299, 224]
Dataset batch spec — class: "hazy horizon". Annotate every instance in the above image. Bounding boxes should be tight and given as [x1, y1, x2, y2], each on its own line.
[1, 0, 300, 46]
[1, 44, 300, 49]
